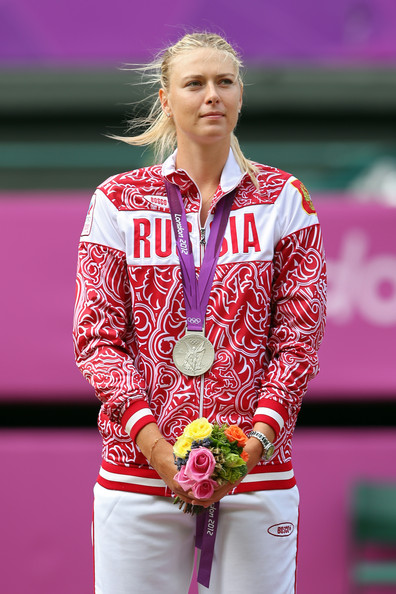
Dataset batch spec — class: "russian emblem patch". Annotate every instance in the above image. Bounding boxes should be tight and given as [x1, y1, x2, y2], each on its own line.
[291, 179, 316, 215]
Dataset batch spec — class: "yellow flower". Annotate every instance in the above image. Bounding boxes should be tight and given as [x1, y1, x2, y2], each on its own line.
[173, 435, 193, 459]
[184, 418, 213, 441]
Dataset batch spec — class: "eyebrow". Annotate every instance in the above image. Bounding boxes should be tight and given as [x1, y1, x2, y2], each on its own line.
[181, 72, 236, 82]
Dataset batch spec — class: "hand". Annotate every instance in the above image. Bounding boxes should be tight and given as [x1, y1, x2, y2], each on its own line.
[149, 439, 198, 503]
[135, 423, 193, 503]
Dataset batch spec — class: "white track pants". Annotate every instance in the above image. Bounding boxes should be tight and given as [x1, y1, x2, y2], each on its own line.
[93, 483, 299, 594]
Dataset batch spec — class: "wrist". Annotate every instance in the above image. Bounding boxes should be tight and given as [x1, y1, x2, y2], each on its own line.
[148, 436, 166, 466]
[253, 422, 276, 444]
[245, 445, 262, 473]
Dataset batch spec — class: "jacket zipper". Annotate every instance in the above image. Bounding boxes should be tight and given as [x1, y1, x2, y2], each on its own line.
[200, 226, 206, 253]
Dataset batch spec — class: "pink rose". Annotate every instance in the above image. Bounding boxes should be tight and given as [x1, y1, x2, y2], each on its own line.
[174, 465, 195, 492]
[185, 447, 216, 482]
[192, 479, 218, 500]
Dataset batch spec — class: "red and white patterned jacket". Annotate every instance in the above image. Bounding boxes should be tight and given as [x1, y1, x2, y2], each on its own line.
[73, 149, 326, 496]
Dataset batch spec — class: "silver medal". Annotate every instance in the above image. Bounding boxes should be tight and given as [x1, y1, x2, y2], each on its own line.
[173, 331, 215, 376]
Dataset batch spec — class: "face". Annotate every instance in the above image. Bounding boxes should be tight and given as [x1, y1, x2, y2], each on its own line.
[159, 48, 243, 149]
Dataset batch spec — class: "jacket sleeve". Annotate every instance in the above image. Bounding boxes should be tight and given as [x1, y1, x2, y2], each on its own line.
[252, 180, 327, 438]
[73, 189, 157, 441]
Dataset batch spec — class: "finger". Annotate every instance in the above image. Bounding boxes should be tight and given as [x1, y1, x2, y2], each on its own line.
[192, 487, 232, 506]
[191, 500, 211, 508]
[174, 490, 194, 501]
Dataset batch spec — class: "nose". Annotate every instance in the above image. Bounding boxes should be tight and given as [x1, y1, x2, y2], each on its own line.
[205, 82, 220, 104]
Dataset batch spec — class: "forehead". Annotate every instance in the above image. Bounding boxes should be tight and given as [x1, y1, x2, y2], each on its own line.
[169, 47, 238, 79]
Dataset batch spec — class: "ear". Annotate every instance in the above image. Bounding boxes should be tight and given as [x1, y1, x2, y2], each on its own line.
[159, 88, 170, 117]
[238, 82, 243, 112]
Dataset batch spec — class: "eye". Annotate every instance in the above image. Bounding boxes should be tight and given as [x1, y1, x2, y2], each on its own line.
[219, 78, 234, 86]
[185, 80, 202, 88]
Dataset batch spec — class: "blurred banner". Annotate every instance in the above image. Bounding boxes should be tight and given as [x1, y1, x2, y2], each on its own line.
[313, 198, 396, 399]
[2, 0, 396, 63]
[1, 194, 395, 401]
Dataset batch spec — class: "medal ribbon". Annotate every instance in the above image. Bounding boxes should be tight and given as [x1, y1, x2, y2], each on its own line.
[165, 180, 236, 332]
[166, 181, 233, 582]
[195, 502, 220, 588]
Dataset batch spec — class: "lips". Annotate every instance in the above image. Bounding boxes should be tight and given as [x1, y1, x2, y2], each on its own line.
[200, 111, 224, 118]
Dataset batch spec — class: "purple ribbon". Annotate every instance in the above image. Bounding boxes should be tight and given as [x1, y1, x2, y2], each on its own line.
[165, 180, 236, 332]
[195, 502, 220, 588]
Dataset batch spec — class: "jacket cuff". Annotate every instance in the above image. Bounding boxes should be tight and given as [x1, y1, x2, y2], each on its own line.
[252, 399, 288, 439]
[121, 400, 157, 442]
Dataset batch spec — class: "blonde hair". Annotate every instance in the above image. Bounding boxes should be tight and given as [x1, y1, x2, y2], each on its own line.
[116, 32, 259, 187]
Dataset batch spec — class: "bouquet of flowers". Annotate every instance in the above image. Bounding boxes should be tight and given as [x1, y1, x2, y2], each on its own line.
[173, 417, 249, 514]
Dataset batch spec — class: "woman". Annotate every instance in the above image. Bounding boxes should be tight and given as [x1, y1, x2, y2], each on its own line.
[73, 32, 326, 593]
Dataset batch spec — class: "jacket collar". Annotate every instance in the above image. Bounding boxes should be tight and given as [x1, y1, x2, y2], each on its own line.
[161, 148, 247, 195]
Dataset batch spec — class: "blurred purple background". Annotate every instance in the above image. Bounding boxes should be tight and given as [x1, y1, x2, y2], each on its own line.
[2, 0, 396, 64]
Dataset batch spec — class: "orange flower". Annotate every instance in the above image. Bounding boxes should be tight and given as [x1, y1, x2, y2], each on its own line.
[240, 450, 249, 462]
[224, 425, 248, 447]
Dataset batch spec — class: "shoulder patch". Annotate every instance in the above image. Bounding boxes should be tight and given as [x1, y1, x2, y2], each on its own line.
[81, 193, 96, 236]
[291, 179, 316, 215]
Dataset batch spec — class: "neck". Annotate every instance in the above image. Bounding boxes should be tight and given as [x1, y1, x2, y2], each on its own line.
[175, 140, 230, 193]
